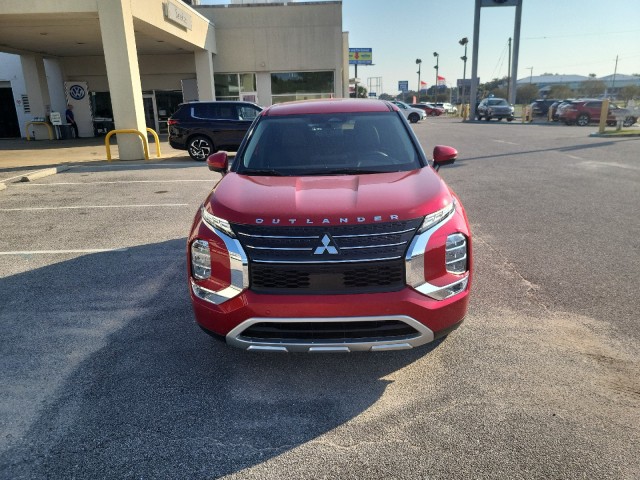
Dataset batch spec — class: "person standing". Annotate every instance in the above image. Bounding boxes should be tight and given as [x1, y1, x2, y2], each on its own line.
[65, 104, 79, 139]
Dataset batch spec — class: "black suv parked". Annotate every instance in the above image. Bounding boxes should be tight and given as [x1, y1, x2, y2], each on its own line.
[168, 101, 262, 160]
[529, 99, 558, 116]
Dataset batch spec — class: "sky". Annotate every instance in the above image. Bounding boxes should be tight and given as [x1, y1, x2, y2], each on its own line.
[200, 0, 640, 95]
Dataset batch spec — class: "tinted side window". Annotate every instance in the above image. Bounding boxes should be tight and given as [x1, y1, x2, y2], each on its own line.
[238, 105, 260, 121]
[585, 102, 601, 108]
[191, 103, 215, 119]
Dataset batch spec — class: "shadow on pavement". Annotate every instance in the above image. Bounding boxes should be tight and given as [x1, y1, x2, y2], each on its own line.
[0, 239, 439, 478]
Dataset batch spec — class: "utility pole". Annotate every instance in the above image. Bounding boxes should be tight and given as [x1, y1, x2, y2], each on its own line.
[527, 67, 533, 84]
[612, 54, 619, 92]
[507, 37, 512, 101]
[433, 52, 439, 103]
[508, 0, 522, 105]
[416, 58, 422, 101]
[459, 37, 468, 104]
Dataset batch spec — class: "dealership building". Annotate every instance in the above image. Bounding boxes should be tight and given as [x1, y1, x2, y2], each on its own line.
[0, 0, 348, 159]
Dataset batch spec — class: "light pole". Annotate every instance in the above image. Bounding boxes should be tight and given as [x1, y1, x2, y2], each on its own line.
[416, 58, 422, 102]
[459, 37, 468, 104]
[433, 52, 439, 102]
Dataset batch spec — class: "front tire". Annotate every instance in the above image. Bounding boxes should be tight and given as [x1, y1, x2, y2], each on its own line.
[408, 113, 419, 123]
[576, 113, 590, 127]
[623, 117, 636, 127]
[187, 135, 214, 161]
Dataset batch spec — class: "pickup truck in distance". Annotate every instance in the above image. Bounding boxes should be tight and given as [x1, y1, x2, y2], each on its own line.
[188, 99, 472, 352]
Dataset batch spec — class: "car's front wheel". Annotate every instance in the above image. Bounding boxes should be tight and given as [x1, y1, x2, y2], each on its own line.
[187, 135, 214, 161]
[576, 113, 590, 126]
[408, 113, 419, 123]
[623, 116, 637, 127]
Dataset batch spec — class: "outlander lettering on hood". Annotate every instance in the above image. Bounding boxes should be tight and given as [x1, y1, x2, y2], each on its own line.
[188, 99, 472, 353]
[255, 215, 400, 225]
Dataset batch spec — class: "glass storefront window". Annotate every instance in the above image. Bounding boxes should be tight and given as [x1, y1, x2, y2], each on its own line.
[270, 71, 334, 104]
[215, 73, 256, 101]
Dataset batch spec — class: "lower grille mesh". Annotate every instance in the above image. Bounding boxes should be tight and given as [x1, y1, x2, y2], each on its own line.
[250, 259, 404, 294]
[240, 320, 419, 341]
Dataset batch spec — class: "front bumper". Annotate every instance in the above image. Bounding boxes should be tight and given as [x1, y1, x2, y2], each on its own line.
[189, 204, 471, 351]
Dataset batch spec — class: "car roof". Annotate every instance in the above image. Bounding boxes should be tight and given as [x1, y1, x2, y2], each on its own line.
[263, 99, 396, 116]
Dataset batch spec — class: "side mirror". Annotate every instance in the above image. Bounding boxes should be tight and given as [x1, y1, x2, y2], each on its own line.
[206, 151, 229, 173]
[432, 145, 457, 171]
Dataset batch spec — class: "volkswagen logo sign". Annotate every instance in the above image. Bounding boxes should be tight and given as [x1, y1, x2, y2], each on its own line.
[69, 84, 86, 101]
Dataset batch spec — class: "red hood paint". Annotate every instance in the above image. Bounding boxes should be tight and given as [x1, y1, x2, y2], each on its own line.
[206, 168, 452, 226]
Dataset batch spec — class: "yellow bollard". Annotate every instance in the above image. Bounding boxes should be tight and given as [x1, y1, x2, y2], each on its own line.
[105, 129, 150, 161]
[598, 99, 609, 134]
[146, 128, 161, 158]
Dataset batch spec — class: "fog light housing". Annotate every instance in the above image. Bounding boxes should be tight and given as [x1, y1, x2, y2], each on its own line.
[191, 239, 211, 280]
[446, 233, 467, 274]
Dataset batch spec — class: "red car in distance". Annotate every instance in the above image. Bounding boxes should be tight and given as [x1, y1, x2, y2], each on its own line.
[411, 103, 445, 116]
[560, 99, 638, 127]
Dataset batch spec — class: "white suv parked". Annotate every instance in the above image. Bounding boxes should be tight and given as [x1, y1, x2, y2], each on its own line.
[391, 101, 427, 123]
[435, 102, 458, 114]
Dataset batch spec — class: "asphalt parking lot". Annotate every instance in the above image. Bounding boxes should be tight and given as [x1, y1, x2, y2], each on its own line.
[1, 119, 639, 479]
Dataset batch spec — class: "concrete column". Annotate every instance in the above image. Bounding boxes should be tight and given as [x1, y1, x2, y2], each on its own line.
[97, 0, 146, 160]
[256, 72, 272, 106]
[469, 0, 481, 120]
[20, 54, 51, 118]
[195, 50, 215, 101]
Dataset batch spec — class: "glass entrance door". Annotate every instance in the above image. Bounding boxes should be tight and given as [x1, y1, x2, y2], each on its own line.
[142, 94, 159, 133]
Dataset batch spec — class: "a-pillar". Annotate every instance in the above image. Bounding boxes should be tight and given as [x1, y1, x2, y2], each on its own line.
[20, 54, 51, 118]
[97, 0, 146, 160]
[195, 50, 216, 101]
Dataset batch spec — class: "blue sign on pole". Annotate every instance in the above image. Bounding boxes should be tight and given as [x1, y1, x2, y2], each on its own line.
[398, 81, 409, 92]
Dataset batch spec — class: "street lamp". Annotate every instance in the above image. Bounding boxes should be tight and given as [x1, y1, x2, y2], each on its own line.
[416, 58, 422, 101]
[433, 52, 439, 102]
[459, 37, 468, 104]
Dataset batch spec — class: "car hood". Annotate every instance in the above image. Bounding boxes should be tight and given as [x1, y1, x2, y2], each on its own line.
[206, 168, 452, 226]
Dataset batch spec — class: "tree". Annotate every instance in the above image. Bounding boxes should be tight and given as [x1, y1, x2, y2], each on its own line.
[619, 85, 640, 103]
[580, 79, 606, 97]
[548, 84, 574, 99]
[516, 84, 538, 104]
[349, 85, 368, 98]
[378, 93, 394, 101]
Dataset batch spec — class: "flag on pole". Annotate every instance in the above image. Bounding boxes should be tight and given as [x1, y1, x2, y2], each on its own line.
[437, 76, 446, 86]
[420, 81, 427, 86]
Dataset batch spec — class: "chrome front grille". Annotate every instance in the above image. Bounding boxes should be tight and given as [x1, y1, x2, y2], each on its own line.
[232, 219, 422, 263]
[232, 219, 422, 294]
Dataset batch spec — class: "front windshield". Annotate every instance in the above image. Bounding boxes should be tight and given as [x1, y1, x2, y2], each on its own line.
[236, 112, 423, 176]
[488, 99, 509, 106]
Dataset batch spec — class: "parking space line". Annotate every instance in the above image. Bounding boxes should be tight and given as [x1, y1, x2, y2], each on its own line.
[0, 204, 189, 212]
[12, 180, 213, 186]
[492, 139, 520, 145]
[0, 248, 128, 255]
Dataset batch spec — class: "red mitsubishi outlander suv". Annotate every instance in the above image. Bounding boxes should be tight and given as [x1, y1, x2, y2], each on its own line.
[188, 99, 472, 352]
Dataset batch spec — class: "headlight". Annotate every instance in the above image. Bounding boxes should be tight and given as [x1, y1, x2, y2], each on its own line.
[201, 206, 235, 238]
[446, 233, 467, 274]
[418, 201, 455, 233]
[191, 239, 211, 280]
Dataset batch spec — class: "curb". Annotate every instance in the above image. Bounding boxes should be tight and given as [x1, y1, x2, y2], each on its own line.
[0, 165, 71, 188]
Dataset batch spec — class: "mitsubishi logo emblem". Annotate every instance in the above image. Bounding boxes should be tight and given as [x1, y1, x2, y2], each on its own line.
[314, 234, 339, 255]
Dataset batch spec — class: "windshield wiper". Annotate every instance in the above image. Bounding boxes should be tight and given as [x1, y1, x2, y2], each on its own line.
[311, 169, 387, 175]
[240, 169, 284, 176]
